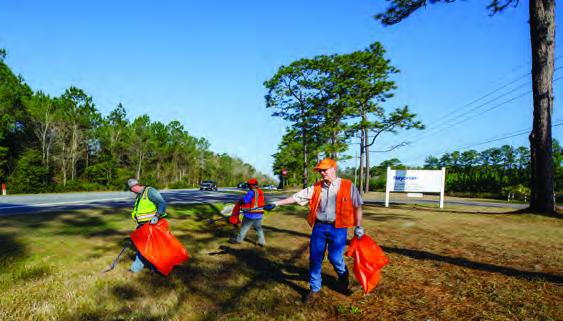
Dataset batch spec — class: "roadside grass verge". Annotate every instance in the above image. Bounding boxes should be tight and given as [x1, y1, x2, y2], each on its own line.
[0, 202, 561, 320]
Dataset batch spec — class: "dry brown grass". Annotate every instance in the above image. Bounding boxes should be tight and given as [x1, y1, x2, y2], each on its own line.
[0, 202, 561, 321]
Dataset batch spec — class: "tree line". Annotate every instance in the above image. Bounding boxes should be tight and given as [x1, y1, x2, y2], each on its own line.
[0, 50, 271, 194]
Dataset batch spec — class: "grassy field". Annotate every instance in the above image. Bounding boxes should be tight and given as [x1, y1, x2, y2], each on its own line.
[0, 201, 561, 321]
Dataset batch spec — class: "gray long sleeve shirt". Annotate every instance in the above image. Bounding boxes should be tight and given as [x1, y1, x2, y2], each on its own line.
[292, 178, 363, 222]
[144, 187, 167, 215]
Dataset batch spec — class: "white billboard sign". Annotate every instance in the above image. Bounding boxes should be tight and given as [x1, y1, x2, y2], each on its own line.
[385, 167, 446, 208]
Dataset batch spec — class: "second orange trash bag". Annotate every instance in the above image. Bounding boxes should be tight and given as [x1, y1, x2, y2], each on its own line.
[229, 201, 242, 225]
[130, 218, 189, 276]
[345, 234, 389, 293]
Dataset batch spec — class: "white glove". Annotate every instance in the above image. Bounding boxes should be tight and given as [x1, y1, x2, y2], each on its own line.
[354, 226, 365, 239]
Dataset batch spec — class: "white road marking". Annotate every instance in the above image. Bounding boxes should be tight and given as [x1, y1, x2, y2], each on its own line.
[0, 197, 131, 209]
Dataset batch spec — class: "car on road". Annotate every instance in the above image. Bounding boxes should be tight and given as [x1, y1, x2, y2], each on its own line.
[200, 180, 218, 191]
[262, 184, 278, 190]
[237, 182, 249, 189]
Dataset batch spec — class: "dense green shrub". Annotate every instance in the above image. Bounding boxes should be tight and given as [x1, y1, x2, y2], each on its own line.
[7, 150, 49, 193]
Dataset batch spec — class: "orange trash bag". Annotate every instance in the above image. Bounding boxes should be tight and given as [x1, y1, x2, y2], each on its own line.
[229, 202, 242, 225]
[130, 218, 190, 276]
[345, 234, 389, 293]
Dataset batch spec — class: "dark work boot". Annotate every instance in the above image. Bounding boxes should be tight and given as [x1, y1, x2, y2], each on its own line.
[337, 270, 350, 294]
[304, 291, 321, 305]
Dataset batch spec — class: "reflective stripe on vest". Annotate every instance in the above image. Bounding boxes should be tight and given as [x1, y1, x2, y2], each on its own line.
[307, 178, 355, 228]
[131, 187, 157, 223]
[241, 188, 265, 213]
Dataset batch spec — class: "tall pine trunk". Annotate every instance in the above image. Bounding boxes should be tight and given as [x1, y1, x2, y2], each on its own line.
[359, 126, 366, 193]
[364, 127, 370, 194]
[529, 0, 555, 213]
[302, 126, 309, 188]
[71, 125, 78, 181]
[136, 151, 143, 180]
[331, 129, 338, 159]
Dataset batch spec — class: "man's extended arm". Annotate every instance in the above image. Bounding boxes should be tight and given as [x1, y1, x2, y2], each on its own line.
[264, 186, 313, 210]
[355, 206, 363, 227]
[274, 196, 298, 206]
[351, 183, 365, 238]
[148, 188, 167, 216]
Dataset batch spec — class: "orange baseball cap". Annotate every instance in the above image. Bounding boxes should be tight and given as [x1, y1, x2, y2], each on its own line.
[247, 178, 259, 185]
[314, 158, 337, 171]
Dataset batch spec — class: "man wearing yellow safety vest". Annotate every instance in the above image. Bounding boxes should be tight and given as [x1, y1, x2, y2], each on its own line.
[262, 158, 364, 304]
[128, 178, 167, 272]
[229, 178, 266, 246]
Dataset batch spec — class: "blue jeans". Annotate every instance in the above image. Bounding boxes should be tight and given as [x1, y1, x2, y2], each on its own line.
[309, 222, 348, 292]
[235, 217, 265, 245]
[130, 252, 156, 272]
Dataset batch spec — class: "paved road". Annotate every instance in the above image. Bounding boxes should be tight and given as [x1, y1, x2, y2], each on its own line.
[0, 188, 252, 216]
[0, 188, 525, 216]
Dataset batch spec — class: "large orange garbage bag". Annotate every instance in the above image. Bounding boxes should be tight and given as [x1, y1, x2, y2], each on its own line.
[345, 234, 389, 293]
[130, 218, 189, 276]
[229, 202, 242, 225]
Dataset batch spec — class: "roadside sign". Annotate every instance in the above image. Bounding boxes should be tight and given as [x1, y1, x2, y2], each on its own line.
[385, 167, 446, 208]
[1, 183, 6, 196]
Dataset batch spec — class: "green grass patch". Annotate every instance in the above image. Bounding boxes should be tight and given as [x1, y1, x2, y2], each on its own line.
[0, 201, 561, 320]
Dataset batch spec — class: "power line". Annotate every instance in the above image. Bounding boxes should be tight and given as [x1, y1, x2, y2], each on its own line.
[459, 122, 563, 150]
[412, 90, 532, 142]
[408, 84, 532, 142]
[402, 121, 563, 165]
[406, 66, 562, 140]
[419, 73, 530, 130]
[405, 74, 563, 146]
[345, 59, 563, 162]
[422, 55, 563, 131]
[395, 64, 563, 144]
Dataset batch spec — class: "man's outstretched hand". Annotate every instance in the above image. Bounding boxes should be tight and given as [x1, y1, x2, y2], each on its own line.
[354, 226, 365, 239]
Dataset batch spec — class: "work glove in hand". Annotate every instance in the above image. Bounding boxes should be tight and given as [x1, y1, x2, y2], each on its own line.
[150, 215, 159, 225]
[354, 226, 365, 239]
[263, 203, 276, 211]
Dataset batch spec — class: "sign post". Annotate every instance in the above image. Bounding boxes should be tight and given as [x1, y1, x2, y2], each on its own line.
[385, 167, 392, 207]
[282, 168, 287, 189]
[385, 167, 447, 208]
[439, 167, 446, 208]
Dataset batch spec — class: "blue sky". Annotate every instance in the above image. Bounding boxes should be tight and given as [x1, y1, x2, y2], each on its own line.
[1, 0, 561, 177]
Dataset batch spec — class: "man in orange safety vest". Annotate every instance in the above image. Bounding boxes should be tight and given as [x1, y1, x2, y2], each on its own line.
[263, 158, 364, 303]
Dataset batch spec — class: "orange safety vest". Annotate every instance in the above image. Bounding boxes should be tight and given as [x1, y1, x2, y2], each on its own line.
[307, 178, 356, 228]
[241, 188, 265, 213]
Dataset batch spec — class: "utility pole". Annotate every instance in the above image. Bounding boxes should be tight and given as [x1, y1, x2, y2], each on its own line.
[354, 150, 358, 187]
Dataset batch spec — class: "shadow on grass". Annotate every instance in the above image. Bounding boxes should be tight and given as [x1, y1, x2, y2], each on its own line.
[75, 311, 162, 321]
[382, 245, 563, 284]
[122, 241, 312, 320]
[56, 214, 125, 239]
[362, 211, 417, 222]
[171, 202, 225, 222]
[111, 284, 142, 300]
[262, 224, 310, 239]
[0, 232, 27, 274]
[198, 244, 310, 321]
